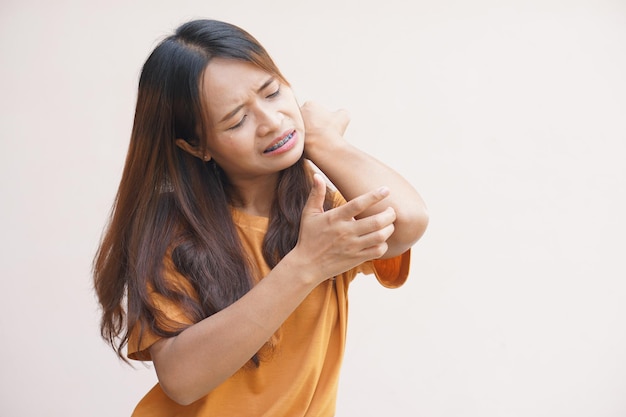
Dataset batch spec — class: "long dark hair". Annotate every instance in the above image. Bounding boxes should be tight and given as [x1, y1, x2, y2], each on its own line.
[93, 19, 331, 365]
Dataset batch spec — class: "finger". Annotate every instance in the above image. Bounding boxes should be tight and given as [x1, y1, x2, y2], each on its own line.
[356, 221, 395, 250]
[335, 186, 390, 220]
[358, 240, 390, 260]
[302, 173, 327, 216]
[300, 101, 317, 112]
[334, 109, 351, 135]
[335, 108, 350, 124]
[352, 207, 396, 237]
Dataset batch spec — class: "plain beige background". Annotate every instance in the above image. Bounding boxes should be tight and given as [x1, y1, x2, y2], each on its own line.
[1, 0, 625, 416]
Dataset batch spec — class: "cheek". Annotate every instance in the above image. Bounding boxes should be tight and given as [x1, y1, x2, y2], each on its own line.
[293, 108, 305, 130]
[284, 95, 303, 125]
[223, 129, 257, 154]
[279, 86, 297, 106]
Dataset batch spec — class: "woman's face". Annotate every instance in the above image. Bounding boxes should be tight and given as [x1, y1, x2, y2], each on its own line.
[200, 58, 305, 182]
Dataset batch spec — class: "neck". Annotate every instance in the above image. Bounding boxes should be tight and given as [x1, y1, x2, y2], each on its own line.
[228, 173, 279, 218]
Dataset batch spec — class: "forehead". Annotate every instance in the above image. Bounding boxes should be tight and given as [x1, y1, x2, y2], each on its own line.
[201, 58, 272, 120]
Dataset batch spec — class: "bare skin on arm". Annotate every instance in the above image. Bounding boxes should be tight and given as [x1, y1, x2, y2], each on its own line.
[150, 177, 398, 405]
[93, 19, 428, 414]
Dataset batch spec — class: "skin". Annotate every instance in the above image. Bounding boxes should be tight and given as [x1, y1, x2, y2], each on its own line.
[157, 58, 429, 405]
[176, 58, 305, 217]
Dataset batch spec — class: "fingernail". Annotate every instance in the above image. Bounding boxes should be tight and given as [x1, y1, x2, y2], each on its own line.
[378, 186, 390, 196]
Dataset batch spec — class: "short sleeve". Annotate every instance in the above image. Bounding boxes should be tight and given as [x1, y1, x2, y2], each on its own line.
[127, 256, 195, 361]
[127, 321, 160, 361]
[359, 249, 411, 289]
[330, 188, 411, 288]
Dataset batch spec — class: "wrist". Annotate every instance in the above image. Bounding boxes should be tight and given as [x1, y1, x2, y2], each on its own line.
[303, 132, 349, 163]
[277, 250, 322, 290]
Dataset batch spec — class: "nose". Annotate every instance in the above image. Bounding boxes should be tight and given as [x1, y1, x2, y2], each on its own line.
[256, 104, 282, 137]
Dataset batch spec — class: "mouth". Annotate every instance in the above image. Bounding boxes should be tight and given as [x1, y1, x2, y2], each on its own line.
[264, 130, 296, 153]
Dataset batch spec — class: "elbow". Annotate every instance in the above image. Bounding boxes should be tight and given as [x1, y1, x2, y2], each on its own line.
[156, 366, 216, 406]
[151, 338, 217, 406]
[159, 379, 204, 406]
[413, 208, 429, 243]
[396, 206, 429, 248]
[159, 379, 193, 406]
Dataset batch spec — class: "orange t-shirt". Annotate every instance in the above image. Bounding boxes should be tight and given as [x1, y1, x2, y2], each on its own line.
[127, 195, 411, 417]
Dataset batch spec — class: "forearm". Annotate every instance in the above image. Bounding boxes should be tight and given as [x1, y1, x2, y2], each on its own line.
[149, 178, 400, 405]
[150, 253, 317, 405]
[307, 135, 429, 255]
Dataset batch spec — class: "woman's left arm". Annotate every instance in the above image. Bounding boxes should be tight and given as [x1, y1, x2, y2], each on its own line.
[301, 101, 429, 258]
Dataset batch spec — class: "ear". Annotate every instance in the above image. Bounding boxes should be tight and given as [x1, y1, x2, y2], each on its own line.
[175, 139, 212, 161]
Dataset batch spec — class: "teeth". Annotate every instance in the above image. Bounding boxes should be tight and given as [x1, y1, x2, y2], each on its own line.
[266, 132, 293, 152]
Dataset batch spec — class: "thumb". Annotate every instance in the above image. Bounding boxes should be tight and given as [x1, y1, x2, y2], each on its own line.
[303, 173, 327, 216]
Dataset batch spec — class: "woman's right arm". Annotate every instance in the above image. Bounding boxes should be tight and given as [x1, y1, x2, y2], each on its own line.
[149, 174, 397, 405]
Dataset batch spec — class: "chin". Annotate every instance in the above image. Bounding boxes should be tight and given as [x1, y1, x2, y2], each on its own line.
[286, 151, 305, 169]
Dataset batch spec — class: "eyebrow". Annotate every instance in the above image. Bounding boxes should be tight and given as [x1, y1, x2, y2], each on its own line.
[218, 77, 276, 123]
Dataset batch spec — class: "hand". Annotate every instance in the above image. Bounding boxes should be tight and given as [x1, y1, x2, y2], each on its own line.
[292, 174, 396, 285]
[300, 101, 350, 160]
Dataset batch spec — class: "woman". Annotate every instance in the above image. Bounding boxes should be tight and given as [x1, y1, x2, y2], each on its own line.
[94, 18, 428, 416]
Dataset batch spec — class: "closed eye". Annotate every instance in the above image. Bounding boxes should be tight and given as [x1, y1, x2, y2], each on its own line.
[228, 114, 247, 130]
[266, 86, 280, 99]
